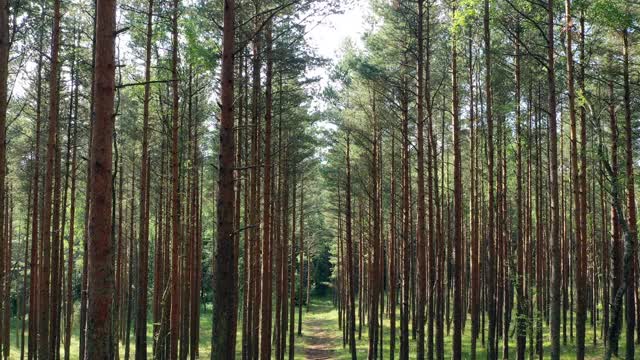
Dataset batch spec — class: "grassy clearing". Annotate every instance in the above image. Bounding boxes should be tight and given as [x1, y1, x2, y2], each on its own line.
[296, 298, 622, 359]
[5, 298, 634, 359]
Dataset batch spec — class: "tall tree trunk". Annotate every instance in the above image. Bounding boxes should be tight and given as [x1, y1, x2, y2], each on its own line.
[622, 29, 636, 360]
[86, 0, 117, 356]
[211, 0, 238, 356]
[279, 134, 290, 360]
[468, 24, 480, 360]
[2, 195, 11, 359]
[415, 2, 427, 359]
[135, 0, 154, 357]
[273, 73, 283, 360]
[451, 13, 463, 358]
[389, 130, 397, 360]
[28, 26, 45, 360]
[346, 134, 357, 360]
[63, 38, 79, 360]
[368, 92, 381, 360]
[483, 0, 497, 356]
[565, 1, 586, 356]
[547, 0, 561, 355]
[400, 71, 410, 360]
[124, 168, 136, 360]
[80, 5, 98, 352]
[188, 69, 201, 360]
[248, 4, 262, 358]
[49, 81, 63, 360]
[259, 19, 274, 360]
[514, 22, 526, 360]
[21, 189, 30, 360]
[0, 3, 8, 352]
[608, 60, 622, 356]
[289, 175, 297, 360]
[169, 0, 181, 357]
[298, 177, 305, 336]
[39, 0, 62, 357]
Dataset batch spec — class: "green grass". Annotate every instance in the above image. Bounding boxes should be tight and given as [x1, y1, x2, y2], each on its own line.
[290, 298, 632, 359]
[4, 299, 637, 359]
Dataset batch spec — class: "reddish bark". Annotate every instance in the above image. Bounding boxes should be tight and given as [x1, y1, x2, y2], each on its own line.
[85, 0, 117, 357]
[135, 0, 154, 357]
[259, 19, 274, 360]
[211, 0, 238, 357]
[169, 0, 181, 358]
[39, 1, 62, 357]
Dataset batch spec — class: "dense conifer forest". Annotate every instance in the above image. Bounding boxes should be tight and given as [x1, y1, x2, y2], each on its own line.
[0, 0, 640, 358]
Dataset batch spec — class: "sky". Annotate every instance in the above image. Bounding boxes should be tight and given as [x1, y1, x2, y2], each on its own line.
[303, 0, 369, 114]
[305, 1, 369, 62]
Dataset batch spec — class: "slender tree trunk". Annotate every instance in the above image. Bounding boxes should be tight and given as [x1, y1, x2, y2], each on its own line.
[211, 0, 238, 356]
[64, 72, 79, 360]
[483, 0, 497, 356]
[21, 190, 30, 360]
[400, 72, 410, 360]
[468, 25, 480, 360]
[608, 61, 622, 355]
[39, 1, 62, 357]
[28, 28, 44, 360]
[622, 29, 636, 360]
[279, 135, 290, 360]
[273, 73, 283, 360]
[80, 4, 98, 352]
[169, 0, 181, 357]
[2, 195, 11, 359]
[415, 2, 427, 359]
[189, 70, 201, 360]
[49, 78, 63, 360]
[289, 175, 297, 360]
[451, 13, 463, 358]
[135, 0, 154, 357]
[259, 18, 274, 360]
[124, 169, 136, 360]
[0, 3, 8, 353]
[389, 130, 397, 360]
[346, 135, 357, 360]
[564, 1, 586, 356]
[546, 0, 561, 355]
[248, 5, 262, 358]
[514, 23, 526, 360]
[298, 177, 305, 336]
[86, 0, 117, 356]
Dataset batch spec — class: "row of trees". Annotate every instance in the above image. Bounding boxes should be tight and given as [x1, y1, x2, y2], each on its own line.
[323, 0, 640, 359]
[0, 0, 338, 359]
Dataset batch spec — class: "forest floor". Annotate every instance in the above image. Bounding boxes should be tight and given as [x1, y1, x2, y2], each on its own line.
[296, 297, 623, 360]
[301, 300, 339, 359]
[4, 298, 634, 359]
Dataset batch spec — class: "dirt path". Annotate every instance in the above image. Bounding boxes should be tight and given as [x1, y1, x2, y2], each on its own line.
[304, 315, 338, 359]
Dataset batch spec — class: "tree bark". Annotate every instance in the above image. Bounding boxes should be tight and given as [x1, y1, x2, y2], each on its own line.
[451, 14, 463, 359]
[622, 29, 636, 360]
[39, 0, 62, 357]
[547, 0, 561, 355]
[169, 0, 181, 358]
[259, 18, 274, 360]
[211, 0, 238, 357]
[0, 4, 8, 353]
[346, 134, 357, 360]
[135, 0, 154, 357]
[28, 24, 45, 360]
[86, 0, 117, 356]
[415, 2, 427, 359]
[483, 0, 497, 356]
